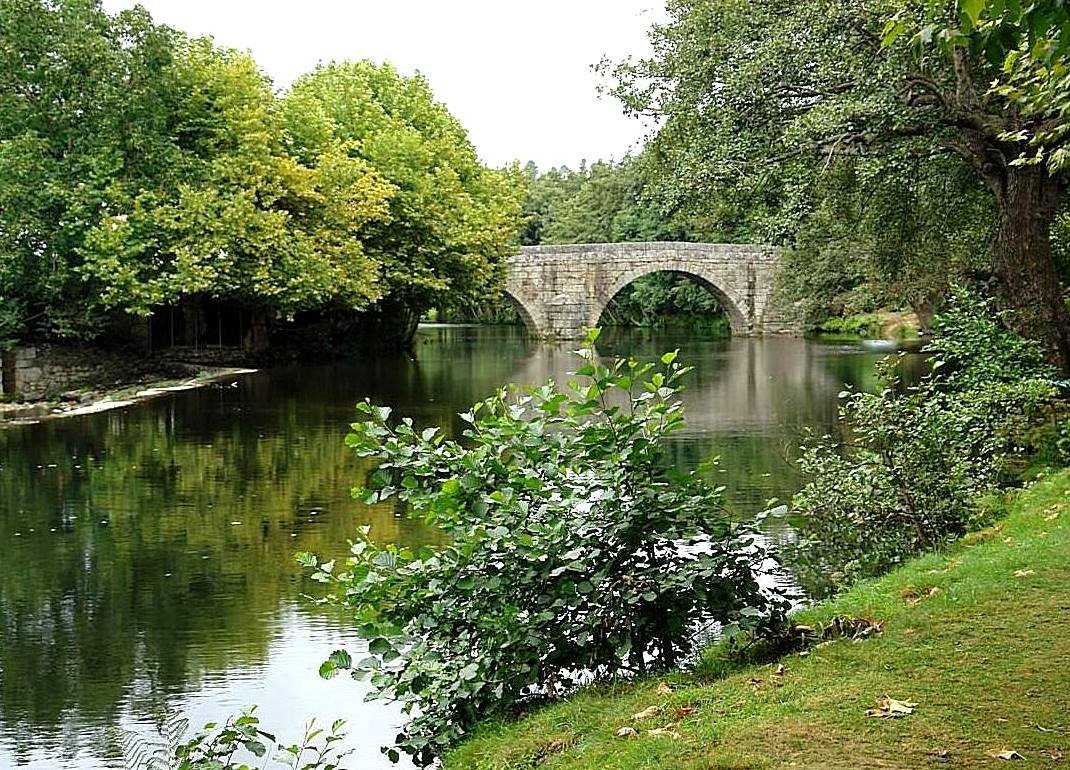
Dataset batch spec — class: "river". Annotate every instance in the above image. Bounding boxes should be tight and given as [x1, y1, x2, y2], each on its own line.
[0, 325, 918, 768]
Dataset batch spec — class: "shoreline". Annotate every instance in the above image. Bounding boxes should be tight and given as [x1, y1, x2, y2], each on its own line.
[0, 366, 259, 429]
[446, 469, 1070, 769]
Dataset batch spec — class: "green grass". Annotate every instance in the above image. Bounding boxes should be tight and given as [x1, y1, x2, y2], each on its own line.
[445, 470, 1070, 769]
[814, 310, 921, 340]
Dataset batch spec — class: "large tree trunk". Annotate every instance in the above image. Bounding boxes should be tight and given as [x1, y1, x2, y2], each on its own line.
[990, 166, 1070, 375]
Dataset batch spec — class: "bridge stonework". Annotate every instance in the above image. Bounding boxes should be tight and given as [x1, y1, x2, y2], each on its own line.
[504, 242, 796, 339]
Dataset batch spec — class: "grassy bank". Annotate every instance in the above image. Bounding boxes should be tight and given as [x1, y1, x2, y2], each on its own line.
[815, 309, 921, 339]
[446, 469, 1070, 769]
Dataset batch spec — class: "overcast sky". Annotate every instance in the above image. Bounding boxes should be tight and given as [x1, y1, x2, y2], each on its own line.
[99, 0, 665, 170]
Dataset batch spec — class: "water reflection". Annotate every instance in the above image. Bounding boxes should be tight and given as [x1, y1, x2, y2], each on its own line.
[0, 326, 912, 768]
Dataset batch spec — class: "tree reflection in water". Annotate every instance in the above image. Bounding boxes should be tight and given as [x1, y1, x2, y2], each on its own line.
[0, 326, 918, 768]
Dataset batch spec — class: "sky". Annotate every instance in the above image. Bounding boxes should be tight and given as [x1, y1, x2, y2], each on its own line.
[100, 0, 666, 170]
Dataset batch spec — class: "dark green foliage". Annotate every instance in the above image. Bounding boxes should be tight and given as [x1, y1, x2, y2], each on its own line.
[602, 272, 729, 333]
[0, 0, 182, 343]
[1054, 207, 1070, 283]
[791, 290, 1060, 594]
[779, 155, 994, 327]
[520, 157, 689, 248]
[810, 314, 887, 338]
[302, 332, 786, 765]
[607, 0, 1070, 367]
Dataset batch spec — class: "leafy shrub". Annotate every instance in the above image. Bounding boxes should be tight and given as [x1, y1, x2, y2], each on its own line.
[792, 290, 1059, 593]
[302, 330, 787, 765]
[813, 312, 885, 338]
[118, 707, 350, 769]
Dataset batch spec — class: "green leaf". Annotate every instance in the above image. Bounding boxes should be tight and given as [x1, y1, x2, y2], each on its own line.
[960, 0, 985, 26]
[882, 18, 907, 47]
[368, 637, 394, 656]
[320, 649, 352, 680]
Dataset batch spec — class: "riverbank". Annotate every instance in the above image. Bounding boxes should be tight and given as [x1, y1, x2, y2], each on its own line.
[814, 309, 921, 339]
[0, 366, 257, 428]
[445, 468, 1070, 769]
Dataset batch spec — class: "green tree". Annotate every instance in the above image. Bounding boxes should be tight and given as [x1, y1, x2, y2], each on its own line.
[609, 0, 1070, 371]
[77, 40, 394, 350]
[782, 151, 994, 327]
[521, 157, 690, 247]
[906, 0, 1070, 171]
[0, 0, 181, 344]
[1, 3, 522, 354]
[282, 61, 524, 345]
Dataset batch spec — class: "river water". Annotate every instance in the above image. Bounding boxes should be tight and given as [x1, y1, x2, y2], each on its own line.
[0, 326, 914, 768]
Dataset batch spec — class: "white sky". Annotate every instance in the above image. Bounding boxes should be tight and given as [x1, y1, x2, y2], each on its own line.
[100, 0, 665, 170]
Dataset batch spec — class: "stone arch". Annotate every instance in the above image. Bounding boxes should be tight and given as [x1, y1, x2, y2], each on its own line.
[590, 266, 749, 335]
[500, 287, 543, 337]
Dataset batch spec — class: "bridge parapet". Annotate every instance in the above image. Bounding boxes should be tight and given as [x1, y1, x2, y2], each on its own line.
[504, 242, 796, 340]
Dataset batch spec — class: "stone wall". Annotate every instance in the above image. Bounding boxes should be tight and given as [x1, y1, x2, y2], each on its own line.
[504, 242, 799, 339]
[0, 345, 102, 400]
[0, 344, 175, 401]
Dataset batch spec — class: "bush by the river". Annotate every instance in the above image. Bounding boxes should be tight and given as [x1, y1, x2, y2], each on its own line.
[301, 331, 788, 765]
[791, 289, 1064, 593]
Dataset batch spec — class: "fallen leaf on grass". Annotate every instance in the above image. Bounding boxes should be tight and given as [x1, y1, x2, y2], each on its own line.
[928, 749, 950, 759]
[989, 749, 1025, 760]
[1013, 569, 1036, 578]
[1044, 749, 1064, 761]
[646, 727, 681, 739]
[774, 664, 786, 676]
[632, 705, 660, 720]
[865, 696, 917, 718]
[615, 727, 638, 738]
[673, 706, 695, 718]
[903, 585, 943, 607]
[654, 683, 673, 696]
[1045, 511, 1060, 521]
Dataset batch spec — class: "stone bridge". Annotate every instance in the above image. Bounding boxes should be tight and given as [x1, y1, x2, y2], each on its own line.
[504, 242, 794, 339]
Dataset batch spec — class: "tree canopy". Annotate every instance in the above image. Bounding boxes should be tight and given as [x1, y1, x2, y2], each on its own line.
[608, 0, 1070, 369]
[0, 0, 522, 350]
[283, 62, 523, 329]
